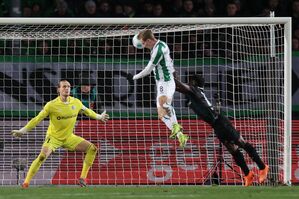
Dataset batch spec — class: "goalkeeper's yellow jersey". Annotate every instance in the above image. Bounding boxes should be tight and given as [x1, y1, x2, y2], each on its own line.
[24, 96, 98, 141]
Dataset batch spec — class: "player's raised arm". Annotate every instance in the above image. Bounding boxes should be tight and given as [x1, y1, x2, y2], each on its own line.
[81, 105, 109, 123]
[174, 76, 192, 95]
[133, 61, 156, 80]
[132, 50, 158, 80]
[11, 102, 50, 138]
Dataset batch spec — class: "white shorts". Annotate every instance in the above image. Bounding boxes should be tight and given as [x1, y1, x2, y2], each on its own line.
[156, 80, 175, 108]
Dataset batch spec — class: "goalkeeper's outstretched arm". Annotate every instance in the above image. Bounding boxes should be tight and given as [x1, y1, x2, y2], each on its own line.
[11, 103, 50, 138]
[81, 105, 109, 122]
[174, 75, 192, 95]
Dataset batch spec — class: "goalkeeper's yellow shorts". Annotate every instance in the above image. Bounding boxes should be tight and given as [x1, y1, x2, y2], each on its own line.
[42, 134, 85, 152]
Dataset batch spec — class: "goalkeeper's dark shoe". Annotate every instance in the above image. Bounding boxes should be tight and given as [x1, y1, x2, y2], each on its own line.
[22, 182, 29, 189]
[259, 164, 269, 184]
[78, 178, 87, 187]
[170, 123, 183, 139]
[244, 171, 254, 187]
[178, 134, 189, 148]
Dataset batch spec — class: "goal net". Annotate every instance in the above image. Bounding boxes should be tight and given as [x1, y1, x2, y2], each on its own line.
[0, 18, 291, 186]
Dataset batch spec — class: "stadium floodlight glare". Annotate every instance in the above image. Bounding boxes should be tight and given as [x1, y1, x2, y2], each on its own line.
[0, 17, 291, 186]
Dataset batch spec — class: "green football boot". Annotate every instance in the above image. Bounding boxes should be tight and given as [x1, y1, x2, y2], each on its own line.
[178, 134, 189, 148]
[170, 123, 182, 139]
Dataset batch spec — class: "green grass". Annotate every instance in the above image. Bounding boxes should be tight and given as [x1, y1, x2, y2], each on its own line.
[0, 186, 299, 199]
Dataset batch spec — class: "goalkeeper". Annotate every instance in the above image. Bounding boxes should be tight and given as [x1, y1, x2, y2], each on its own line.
[11, 80, 109, 188]
[174, 74, 269, 186]
[132, 29, 188, 148]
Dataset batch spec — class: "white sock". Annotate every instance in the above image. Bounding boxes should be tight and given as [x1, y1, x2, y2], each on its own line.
[169, 107, 178, 125]
[161, 116, 173, 130]
[170, 108, 183, 139]
[162, 103, 178, 129]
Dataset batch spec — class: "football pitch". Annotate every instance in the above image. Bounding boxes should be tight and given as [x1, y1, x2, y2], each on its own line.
[0, 186, 298, 199]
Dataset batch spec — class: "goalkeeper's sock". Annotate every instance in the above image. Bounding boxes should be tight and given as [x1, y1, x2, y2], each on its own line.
[80, 144, 98, 179]
[24, 153, 47, 184]
[231, 149, 250, 176]
[243, 143, 265, 170]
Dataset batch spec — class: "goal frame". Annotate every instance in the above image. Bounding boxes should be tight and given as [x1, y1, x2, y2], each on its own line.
[0, 17, 292, 185]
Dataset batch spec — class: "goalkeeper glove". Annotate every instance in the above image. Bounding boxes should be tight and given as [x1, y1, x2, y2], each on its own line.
[11, 127, 28, 138]
[96, 110, 109, 122]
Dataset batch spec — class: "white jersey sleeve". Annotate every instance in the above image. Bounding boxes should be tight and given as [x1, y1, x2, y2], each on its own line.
[133, 40, 175, 82]
[133, 42, 161, 80]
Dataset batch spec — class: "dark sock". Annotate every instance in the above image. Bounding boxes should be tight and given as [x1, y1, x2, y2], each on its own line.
[243, 143, 265, 170]
[232, 149, 250, 176]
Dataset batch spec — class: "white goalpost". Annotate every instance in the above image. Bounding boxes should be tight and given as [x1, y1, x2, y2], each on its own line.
[0, 17, 291, 186]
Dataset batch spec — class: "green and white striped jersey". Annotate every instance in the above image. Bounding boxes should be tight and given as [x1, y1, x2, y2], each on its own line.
[133, 40, 175, 82]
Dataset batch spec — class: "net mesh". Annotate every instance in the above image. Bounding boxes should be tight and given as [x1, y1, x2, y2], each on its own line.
[0, 22, 287, 185]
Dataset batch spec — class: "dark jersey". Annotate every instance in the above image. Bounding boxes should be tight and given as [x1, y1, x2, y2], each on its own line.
[187, 86, 218, 125]
[187, 86, 240, 143]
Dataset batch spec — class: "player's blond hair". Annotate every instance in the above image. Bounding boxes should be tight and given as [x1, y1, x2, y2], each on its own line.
[138, 29, 155, 41]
